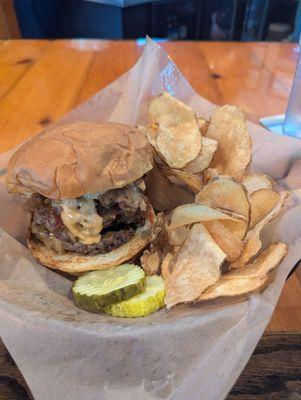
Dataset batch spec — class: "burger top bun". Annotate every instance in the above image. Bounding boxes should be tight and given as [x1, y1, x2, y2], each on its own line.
[6, 121, 153, 199]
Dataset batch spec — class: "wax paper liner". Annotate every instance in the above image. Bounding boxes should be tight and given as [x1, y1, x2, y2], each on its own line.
[0, 38, 301, 400]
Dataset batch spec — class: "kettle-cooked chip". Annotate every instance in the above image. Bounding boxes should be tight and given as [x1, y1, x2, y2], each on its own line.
[196, 176, 250, 217]
[148, 93, 201, 168]
[249, 189, 280, 229]
[166, 225, 190, 246]
[231, 191, 288, 268]
[161, 167, 202, 193]
[168, 203, 246, 230]
[204, 220, 243, 262]
[206, 105, 251, 180]
[165, 223, 226, 308]
[199, 243, 286, 301]
[140, 250, 161, 276]
[243, 174, 273, 195]
[161, 252, 173, 280]
[197, 118, 208, 135]
[195, 176, 250, 239]
[183, 137, 218, 174]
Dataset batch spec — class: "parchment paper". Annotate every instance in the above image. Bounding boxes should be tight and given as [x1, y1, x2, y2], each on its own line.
[0, 38, 301, 400]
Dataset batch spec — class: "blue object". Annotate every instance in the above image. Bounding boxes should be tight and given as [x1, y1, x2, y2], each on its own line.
[260, 114, 286, 135]
[284, 35, 301, 138]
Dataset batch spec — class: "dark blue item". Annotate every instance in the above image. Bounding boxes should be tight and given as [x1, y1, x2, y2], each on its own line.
[14, 0, 62, 38]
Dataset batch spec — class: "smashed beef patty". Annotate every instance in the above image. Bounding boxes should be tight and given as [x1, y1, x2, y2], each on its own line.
[26, 182, 147, 255]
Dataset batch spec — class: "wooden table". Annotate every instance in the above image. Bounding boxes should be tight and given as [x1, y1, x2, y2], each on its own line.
[0, 40, 300, 399]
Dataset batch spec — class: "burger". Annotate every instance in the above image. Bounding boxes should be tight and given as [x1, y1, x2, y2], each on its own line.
[6, 121, 155, 275]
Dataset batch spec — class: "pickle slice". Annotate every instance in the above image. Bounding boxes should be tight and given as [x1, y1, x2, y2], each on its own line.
[104, 275, 166, 318]
[72, 264, 145, 312]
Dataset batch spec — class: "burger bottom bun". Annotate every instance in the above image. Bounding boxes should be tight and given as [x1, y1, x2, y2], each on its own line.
[28, 210, 155, 275]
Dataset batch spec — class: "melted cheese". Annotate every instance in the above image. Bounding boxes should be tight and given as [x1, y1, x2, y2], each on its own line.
[61, 197, 103, 245]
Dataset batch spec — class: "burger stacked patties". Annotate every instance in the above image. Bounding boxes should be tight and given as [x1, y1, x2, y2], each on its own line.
[6, 121, 155, 275]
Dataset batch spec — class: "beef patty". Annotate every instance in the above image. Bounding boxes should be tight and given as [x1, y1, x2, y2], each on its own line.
[27, 182, 147, 256]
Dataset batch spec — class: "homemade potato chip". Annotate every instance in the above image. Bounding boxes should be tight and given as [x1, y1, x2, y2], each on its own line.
[203, 168, 219, 184]
[145, 163, 194, 212]
[197, 118, 208, 135]
[142, 97, 288, 312]
[166, 225, 189, 246]
[161, 167, 202, 193]
[204, 220, 243, 262]
[148, 93, 201, 168]
[231, 191, 288, 268]
[200, 275, 267, 301]
[140, 250, 161, 276]
[165, 223, 226, 308]
[195, 176, 250, 239]
[243, 174, 273, 195]
[153, 150, 166, 167]
[199, 243, 286, 301]
[206, 105, 251, 180]
[161, 252, 173, 280]
[249, 189, 280, 229]
[183, 137, 218, 174]
[146, 124, 158, 148]
[195, 176, 249, 217]
[168, 203, 246, 230]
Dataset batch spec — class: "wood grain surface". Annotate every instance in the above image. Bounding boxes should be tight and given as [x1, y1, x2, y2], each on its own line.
[0, 40, 300, 399]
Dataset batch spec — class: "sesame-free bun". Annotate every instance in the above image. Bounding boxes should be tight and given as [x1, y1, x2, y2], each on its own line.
[28, 209, 155, 275]
[6, 121, 153, 199]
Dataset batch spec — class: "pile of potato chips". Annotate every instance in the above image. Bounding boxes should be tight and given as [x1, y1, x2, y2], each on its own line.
[141, 92, 288, 309]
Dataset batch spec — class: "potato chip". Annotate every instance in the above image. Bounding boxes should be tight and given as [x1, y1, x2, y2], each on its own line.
[140, 250, 161, 275]
[168, 203, 246, 230]
[161, 252, 173, 280]
[183, 137, 218, 174]
[195, 176, 250, 239]
[146, 124, 159, 148]
[195, 176, 249, 217]
[197, 118, 208, 135]
[148, 93, 201, 168]
[203, 168, 219, 184]
[165, 223, 226, 308]
[204, 220, 243, 262]
[153, 150, 166, 167]
[231, 191, 288, 268]
[166, 224, 189, 246]
[145, 163, 194, 212]
[199, 242, 286, 301]
[206, 105, 251, 180]
[161, 167, 202, 193]
[243, 174, 273, 195]
[200, 275, 268, 301]
[249, 189, 280, 229]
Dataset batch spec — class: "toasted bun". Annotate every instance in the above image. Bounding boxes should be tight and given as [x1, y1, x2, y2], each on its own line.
[28, 211, 154, 275]
[6, 122, 153, 199]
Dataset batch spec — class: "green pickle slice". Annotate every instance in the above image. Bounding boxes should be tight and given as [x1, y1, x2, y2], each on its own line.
[104, 275, 166, 318]
[72, 263, 145, 312]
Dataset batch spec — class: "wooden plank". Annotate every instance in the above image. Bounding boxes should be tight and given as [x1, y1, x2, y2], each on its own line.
[74, 40, 142, 106]
[226, 333, 301, 399]
[0, 40, 48, 101]
[267, 273, 301, 332]
[0, 334, 300, 400]
[0, 41, 93, 153]
[199, 42, 291, 120]
[162, 41, 224, 105]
